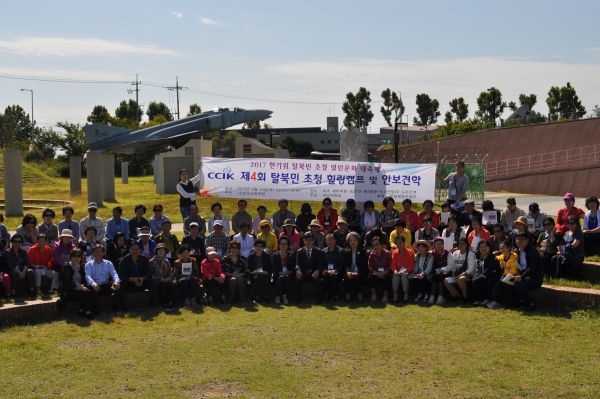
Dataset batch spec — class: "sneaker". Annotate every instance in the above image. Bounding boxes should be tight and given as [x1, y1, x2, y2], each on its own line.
[436, 296, 446, 305]
[283, 296, 289, 305]
[371, 294, 377, 302]
[481, 299, 490, 306]
[275, 296, 281, 304]
[473, 301, 482, 306]
[47, 289, 58, 295]
[403, 294, 409, 303]
[190, 298, 197, 306]
[414, 294, 422, 302]
[423, 295, 429, 303]
[382, 296, 388, 303]
[428, 296, 436, 305]
[393, 294, 398, 302]
[184, 298, 191, 307]
[487, 301, 501, 310]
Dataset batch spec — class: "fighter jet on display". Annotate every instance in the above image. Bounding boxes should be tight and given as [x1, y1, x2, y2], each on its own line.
[82, 107, 272, 154]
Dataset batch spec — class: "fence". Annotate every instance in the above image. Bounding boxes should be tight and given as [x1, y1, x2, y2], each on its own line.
[485, 144, 600, 180]
[436, 163, 486, 205]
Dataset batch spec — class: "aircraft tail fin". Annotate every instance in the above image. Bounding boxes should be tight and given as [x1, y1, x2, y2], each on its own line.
[82, 124, 132, 147]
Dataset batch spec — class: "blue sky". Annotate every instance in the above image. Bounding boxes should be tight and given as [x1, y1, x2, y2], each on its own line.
[1, 0, 599, 131]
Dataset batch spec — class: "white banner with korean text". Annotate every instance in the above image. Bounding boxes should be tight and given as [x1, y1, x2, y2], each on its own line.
[200, 158, 436, 202]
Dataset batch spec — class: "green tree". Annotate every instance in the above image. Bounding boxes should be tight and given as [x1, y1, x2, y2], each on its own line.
[449, 97, 469, 122]
[508, 101, 518, 112]
[413, 93, 440, 126]
[242, 120, 261, 129]
[296, 140, 314, 158]
[591, 105, 600, 118]
[32, 127, 60, 160]
[342, 87, 374, 128]
[475, 88, 506, 124]
[187, 103, 202, 116]
[146, 101, 174, 122]
[518, 93, 537, 110]
[87, 105, 112, 124]
[213, 131, 242, 157]
[280, 135, 298, 156]
[444, 111, 453, 124]
[380, 89, 405, 127]
[115, 99, 143, 123]
[0, 105, 33, 146]
[263, 122, 273, 129]
[55, 122, 89, 157]
[546, 82, 586, 119]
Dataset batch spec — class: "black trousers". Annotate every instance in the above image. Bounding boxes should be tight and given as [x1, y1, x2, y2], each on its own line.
[156, 281, 176, 305]
[491, 280, 506, 303]
[540, 254, 553, 276]
[506, 275, 543, 305]
[368, 274, 391, 292]
[252, 274, 271, 298]
[295, 272, 322, 300]
[204, 277, 227, 298]
[409, 276, 430, 294]
[178, 277, 199, 300]
[584, 232, 600, 257]
[90, 283, 123, 312]
[275, 274, 292, 297]
[322, 272, 341, 297]
[472, 277, 497, 301]
[65, 289, 91, 312]
[124, 279, 157, 306]
[344, 274, 362, 295]
[430, 273, 451, 296]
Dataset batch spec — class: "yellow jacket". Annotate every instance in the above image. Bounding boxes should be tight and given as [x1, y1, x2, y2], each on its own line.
[389, 228, 412, 249]
[496, 252, 519, 276]
[257, 231, 278, 252]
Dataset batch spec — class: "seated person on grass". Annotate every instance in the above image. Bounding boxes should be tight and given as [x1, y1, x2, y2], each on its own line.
[471, 240, 500, 307]
[489, 224, 508, 256]
[526, 202, 547, 236]
[256, 220, 278, 254]
[182, 222, 206, 262]
[128, 204, 149, 241]
[154, 220, 180, 261]
[343, 232, 366, 303]
[504, 232, 542, 313]
[174, 244, 200, 307]
[414, 215, 440, 247]
[487, 240, 520, 310]
[308, 220, 326, 250]
[583, 196, 600, 257]
[510, 217, 535, 250]
[27, 233, 60, 296]
[85, 243, 123, 314]
[272, 236, 295, 305]
[204, 220, 230, 260]
[106, 206, 130, 242]
[429, 237, 454, 306]
[53, 229, 76, 274]
[58, 206, 79, 243]
[333, 218, 350, 249]
[118, 240, 156, 310]
[107, 232, 129, 267]
[248, 239, 273, 304]
[444, 238, 477, 303]
[4, 235, 31, 298]
[459, 199, 482, 235]
[390, 235, 415, 303]
[201, 246, 227, 306]
[321, 234, 344, 302]
[467, 217, 491, 254]
[410, 240, 434, 304]
[79, 203, 106, 247]
[367, 238, 392, 303]
[58, 248, 93, 320]
[295, 232, 325, 304]
[150, 243, 175, 309]
[37, 208, 59, 245]
[232, 222, 254, 258]
[417, 199, 439, 230]
[389, 219, 412, 249]
[221, 240, 248, 303]
[137, 227, 156, 259]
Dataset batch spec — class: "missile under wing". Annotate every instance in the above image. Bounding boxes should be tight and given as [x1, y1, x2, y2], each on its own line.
[82, 107, 272, 154]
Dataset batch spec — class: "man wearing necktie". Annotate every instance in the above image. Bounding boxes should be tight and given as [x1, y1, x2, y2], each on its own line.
[295, 232, 324, 304]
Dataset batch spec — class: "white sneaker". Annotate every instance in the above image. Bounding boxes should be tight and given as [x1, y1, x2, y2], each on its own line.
[423, 295, 430, 303]
[428, 296, 436, 305]
[275, 296, 281, 304]
[436, 296, 446, 305]
[414, 294, 422, 302]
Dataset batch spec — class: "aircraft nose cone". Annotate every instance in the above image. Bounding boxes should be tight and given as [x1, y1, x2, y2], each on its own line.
[250, 109, 272, 121]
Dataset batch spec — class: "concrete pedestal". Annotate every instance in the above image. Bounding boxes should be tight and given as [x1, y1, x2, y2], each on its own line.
[3, 150, 23, 217]
[69, 156, 82, 195]
[102, 153, 115, 201]
[340, 127, 368, 212]
[87, 152, 104, 206]
[121, 162, 129, 184]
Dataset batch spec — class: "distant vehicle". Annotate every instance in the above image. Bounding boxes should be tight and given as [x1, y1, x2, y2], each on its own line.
[82, 107, 272, 154]
[310, 151, 378, 162]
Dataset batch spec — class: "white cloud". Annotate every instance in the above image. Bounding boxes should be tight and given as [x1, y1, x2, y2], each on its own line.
[0, 37, 180, 57]
[171, 11, 183, 18]
[200, 17, 222, 26]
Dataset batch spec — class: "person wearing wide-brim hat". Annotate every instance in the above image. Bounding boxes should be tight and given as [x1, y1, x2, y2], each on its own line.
[308, 219, 326, 249]
[333, 217, 350, 249]
[257, 220, 278, 253]
[510, 216, 534, 249]
[136, 226, 156, 258]
[412, 239, 432, 252]
[280, 219, 300, 252]
[54, 229, 77, 269]
[149, 243, 175, 308]
[409, 240, 434, 303]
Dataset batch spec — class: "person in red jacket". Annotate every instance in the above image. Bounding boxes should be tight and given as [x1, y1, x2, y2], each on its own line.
[27, 234, 60, 295]
[317, 197, 338, 234]
[201, 247, 226, 306]
[556, 192, 585, 234]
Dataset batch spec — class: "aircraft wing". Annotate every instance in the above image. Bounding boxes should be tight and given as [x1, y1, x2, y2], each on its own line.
[106, 130, 205, 154]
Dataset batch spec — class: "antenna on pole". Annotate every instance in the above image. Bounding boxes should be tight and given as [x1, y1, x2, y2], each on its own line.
[128, 73, 141, 123]
[167, 76, 188, 119]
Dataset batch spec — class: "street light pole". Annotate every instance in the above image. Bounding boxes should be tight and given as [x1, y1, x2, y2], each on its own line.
[487, 87, 496, 129]
[20, 89, 34, 142]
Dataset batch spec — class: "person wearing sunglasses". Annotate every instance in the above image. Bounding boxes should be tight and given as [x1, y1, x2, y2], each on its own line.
[148, 203, 170, 237]
[256, 220, 278, 254]
[15, 213, 38, 250]
[414, 215, 439, 247]
[222, 240, 248, 303]
[58, 248, 93, 320]
[317, 197, 338, 234]
[4, 235, 30, 298]
[550, 215, 584, 280]
[248, 239, 273, 303]
[79, 202, 106, 247]
[38, 208, 58, 245]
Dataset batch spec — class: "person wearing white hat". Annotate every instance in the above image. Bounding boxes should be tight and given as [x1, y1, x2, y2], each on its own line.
[52, 229, 76, 272]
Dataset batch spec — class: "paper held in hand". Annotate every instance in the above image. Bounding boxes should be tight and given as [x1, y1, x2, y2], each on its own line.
[527, 219, 535, 230]
[482, 211, 497, 225]
[447, 277, 457, 284]
[470, 236, 482, 252]
[181, 262, 192, 277]
[440, 212, 451, 225]
[443, 235, 455, 251]
[502, 273, 516, 285]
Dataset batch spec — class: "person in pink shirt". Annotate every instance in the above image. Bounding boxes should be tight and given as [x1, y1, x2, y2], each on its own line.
[201, 247, 226, 306]
[279, 219, 300, 252]
[556, 193, 585, 234]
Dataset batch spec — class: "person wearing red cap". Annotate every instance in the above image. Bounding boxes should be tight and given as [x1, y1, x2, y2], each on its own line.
[556, 193, 584, 234]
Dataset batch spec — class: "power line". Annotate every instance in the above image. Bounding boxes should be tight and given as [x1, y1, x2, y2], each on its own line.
[0, 73, 130, 84]
[166, 77, 187, 119]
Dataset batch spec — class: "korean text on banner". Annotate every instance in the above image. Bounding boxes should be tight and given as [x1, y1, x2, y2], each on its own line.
[200, 158, 436, 202]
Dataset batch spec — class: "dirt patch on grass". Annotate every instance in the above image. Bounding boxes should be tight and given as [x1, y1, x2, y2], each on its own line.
[58, 338, 104, 350]
[186, 381, 245, 398]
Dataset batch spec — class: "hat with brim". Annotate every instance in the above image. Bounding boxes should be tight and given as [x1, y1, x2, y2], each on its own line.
[515, 216, 529, 227]
[309, 219, 322, 229]
[59, 229, 75, 239]
[139, 227, 152, 237]
[336, 217, 348, 226]
[189, 222, 199, 229]
[563, 192, 575, 201]
[155, 243, 169, 255]
[213, 220, 224, 227]
[412, 239, 432, 251]
[259, 220, 272, 229]
[206, 246, 217, 256]
[282, 219, 296, 228]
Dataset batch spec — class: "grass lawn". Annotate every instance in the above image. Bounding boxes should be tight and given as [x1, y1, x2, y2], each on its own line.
[0, 303, 599, 398]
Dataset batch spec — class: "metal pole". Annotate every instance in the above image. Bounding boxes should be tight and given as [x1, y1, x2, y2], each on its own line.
[135, 74, 139, 123]
[176, 76, 180, 120]
[394, 122, 398, 163]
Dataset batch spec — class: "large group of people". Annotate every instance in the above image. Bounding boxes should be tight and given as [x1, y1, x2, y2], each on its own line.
[0, 160, 598, 319]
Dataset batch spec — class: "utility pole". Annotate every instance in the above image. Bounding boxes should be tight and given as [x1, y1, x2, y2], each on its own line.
[167, 76, 187, 119]
[128, 73, 141, 122]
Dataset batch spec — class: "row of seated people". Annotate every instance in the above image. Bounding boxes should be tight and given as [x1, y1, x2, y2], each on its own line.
[2, 211, 575, 317]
